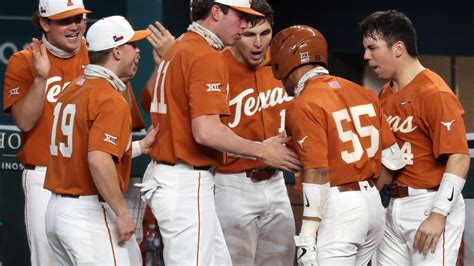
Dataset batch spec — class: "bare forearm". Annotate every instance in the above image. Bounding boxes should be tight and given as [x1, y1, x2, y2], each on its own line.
[11, 76, 47, 131]
[445, 153, 470, 179]
[303, 168, 330, 184]
[88, 151, 128, 217]
[193, 117, 263, 159]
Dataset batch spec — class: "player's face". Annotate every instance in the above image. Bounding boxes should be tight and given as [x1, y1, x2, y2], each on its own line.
[362, 33, 397, 80]
[118, 42, 141, 82]
[217, 8, 248, 46]
[231, 19, 272, 68]
[41, 14, 87, 52]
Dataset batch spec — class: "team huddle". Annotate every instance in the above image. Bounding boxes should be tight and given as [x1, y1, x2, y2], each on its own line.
[2, 0, 469, 265]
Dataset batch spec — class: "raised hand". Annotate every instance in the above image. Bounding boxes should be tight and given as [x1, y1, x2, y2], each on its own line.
[31, 38, 50, 79]
[147, 21, 175, 66]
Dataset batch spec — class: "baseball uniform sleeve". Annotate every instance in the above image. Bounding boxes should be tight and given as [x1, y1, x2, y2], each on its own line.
[366, 88, 396, 149]
[422, 90, 468, 158]
[3, 51, 34, 113]
[286, 103, 328, 170]
[88, 91, 132, 160]
[187, 53, 230, 118]
[126, 82, 146, 131]
[141, 84, 152, 113]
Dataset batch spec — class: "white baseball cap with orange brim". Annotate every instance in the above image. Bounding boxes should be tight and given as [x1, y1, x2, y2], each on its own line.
[214, 0, 264, 17]
[39, 0, 91, 20]
[86, 16, 151, 52]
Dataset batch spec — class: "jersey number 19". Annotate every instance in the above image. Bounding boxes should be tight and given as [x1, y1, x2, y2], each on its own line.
[50, 102, 76, 158]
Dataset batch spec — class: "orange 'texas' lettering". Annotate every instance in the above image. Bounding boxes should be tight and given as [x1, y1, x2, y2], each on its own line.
[67, 0, 74, 6]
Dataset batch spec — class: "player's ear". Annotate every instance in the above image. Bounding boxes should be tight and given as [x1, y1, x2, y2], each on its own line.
[393, 41, 405, 58]
[111, 46, 122, 60]
[209, 4, 222, 21]
[39, 17, 51, 33]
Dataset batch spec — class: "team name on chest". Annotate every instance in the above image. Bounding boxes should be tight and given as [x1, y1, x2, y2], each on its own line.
[385, 115, 417, 133]
[45, 76, 70, 103]
[228, 86, 292, 128]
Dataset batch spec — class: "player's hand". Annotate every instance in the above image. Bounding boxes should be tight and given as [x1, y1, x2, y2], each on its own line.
[294, 235, 318, 266]
[413, 212, 446, 255]
[31, 38, 50, 79]
[139, 125, 160, 154]
[261, 133, 303, 173]
[116, 213, 136, 246]
[147, 21, 175, 66]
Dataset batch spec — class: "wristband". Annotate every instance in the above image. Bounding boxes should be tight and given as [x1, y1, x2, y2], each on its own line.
[302, 182, 330, 219]
[432, 172, 465, 216]
[131, 141, 142, 158]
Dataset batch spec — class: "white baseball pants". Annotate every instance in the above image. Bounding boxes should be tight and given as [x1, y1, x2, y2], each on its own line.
[377, 189, 465, 265]
[22, 166, 59, 266]
[143, 161, 232, 266]
[214, 170, 296, 266]
[317, 181, 385, 265]
[45, 193, 142, 265]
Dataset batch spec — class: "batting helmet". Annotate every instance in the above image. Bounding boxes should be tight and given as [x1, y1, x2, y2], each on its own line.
[270, 25, 328, 80]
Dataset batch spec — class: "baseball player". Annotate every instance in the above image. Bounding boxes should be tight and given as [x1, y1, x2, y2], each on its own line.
[137, 0, 302, 265]
[2, 1, 90, 264]
[2, 0, 154, 261]
[360, 10, 470, 265]
[214, 0, 296, 265]
[270, 25, 405, 265]
[43, 16, 150, 265]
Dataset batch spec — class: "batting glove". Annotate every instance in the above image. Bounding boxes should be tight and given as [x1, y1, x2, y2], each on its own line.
[134, 180, 160, 201]
[294, 235, 318, 266]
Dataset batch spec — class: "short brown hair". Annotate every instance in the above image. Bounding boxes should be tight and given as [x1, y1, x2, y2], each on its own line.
[32, 12, 48, 34]
[249, 0, 274, 27]
[88, 49, 113, 65]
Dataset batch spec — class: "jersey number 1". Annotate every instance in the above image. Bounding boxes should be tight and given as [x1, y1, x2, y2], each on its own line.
[50, 102, 76, 158]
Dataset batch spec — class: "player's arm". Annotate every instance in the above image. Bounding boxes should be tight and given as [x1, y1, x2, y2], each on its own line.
[131, 125, 159, 158]
[11, 38, 50, 132]
[88, 150, 135, 245]
[414, 91, 469, 255]
[192, 114, 302, 172]
[300, 168, 330, 230]
[285, 104, 329, 265]
[414, 153, 469, 255]
[292, 168, 330, 265]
